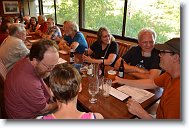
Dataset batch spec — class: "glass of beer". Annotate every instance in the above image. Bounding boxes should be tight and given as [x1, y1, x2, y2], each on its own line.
[80, 65, 88, 77]
[107, 70, 117, 81]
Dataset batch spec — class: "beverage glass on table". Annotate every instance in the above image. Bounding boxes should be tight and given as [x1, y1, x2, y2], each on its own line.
[80, 65, 88, 77]
[102, 78, 112, 97]
[88, 82, 99, 103]
[107, 70, 117, 81]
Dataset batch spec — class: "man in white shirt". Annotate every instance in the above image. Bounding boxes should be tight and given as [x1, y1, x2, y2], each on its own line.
[0, 23, 29, 71]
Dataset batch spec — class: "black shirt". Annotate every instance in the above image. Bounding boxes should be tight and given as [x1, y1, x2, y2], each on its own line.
[122, 46, 161, 70]
[90, 41, 118, 67]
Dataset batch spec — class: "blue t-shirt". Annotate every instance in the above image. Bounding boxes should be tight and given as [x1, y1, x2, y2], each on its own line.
[64, 32, 88, 54]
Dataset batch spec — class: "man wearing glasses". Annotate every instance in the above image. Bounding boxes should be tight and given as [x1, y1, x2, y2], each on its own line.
[113, 38, 180, 119]
[4, 39, 59, 119]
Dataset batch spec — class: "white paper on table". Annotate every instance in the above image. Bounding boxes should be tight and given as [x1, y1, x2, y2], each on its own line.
[58, 58, 67, 64]
[59, 50, 68, 55]
[28, 39, 40, 43]
[117, 85, 154, 103]
[99, 86, 129, 101]
[110, 87, 130, 101]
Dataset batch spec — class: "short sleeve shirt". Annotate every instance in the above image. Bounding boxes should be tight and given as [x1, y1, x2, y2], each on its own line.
[122, 46, 160, 70]
[64, 32, 88, 54]
[90, 41, 118, 66]
[154, 72, 180, 119]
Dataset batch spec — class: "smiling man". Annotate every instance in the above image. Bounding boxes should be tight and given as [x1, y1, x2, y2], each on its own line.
[4, 39, 59, 119]
[114, 28, 161, 79]
[113, 38, 180, 119]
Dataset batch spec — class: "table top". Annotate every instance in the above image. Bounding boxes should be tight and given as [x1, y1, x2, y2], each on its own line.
[59, 53, 163, 119]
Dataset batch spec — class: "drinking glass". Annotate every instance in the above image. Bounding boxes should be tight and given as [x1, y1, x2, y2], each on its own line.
[88, 82, 99, 103]
[102, 78, 112, 97]
[80, 65, 88, 77]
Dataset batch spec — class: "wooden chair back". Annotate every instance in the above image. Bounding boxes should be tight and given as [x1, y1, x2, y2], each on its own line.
[85, 35, 97, 47]
[117, 41, 131, 58]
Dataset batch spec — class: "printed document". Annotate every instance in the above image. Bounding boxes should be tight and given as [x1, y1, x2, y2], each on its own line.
[117, 85, 154, 103]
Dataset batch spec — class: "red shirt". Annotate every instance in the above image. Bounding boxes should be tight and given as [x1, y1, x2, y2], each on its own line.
[38, 22, 48, 33]
[4, 58, 51, 119]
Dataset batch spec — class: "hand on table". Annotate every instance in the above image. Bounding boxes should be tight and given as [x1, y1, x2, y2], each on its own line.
[126, 98, 152, 119]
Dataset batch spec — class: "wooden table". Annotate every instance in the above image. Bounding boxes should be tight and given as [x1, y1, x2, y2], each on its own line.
[59, 53, 163, 119]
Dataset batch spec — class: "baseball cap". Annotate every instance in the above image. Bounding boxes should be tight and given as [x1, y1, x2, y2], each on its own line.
[154, 38, 180, 55]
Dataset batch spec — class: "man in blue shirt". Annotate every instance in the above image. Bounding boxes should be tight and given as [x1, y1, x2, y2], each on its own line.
[57, 21, 88, 54]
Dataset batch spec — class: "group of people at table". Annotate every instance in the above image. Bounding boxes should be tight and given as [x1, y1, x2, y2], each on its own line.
[0, 15, 180, 119]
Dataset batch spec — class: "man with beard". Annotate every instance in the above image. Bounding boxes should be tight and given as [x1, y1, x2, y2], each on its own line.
[4, 39, 59, 119]
[113, 38, 180, 119]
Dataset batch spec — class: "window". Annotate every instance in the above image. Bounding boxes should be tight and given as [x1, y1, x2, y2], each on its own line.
[126, 0, 180, 43]
[23, 0, 180, 43]
[23, 0, 39, 17]
[85, 0, 125, 35]
[42, 0, 55, 19]
[56, 0, 79, 25]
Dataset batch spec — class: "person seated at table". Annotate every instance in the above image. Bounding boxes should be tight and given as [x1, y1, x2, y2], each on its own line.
[83, 27, 118, 67]
[0, 23, 30, 71]
[4, 39, 59, 119]
[27, 17, 40, 35]
[113, 38, 180, 119]
[114, 28, 161, 79]
[40, 63, 104, 119]
[23, 15, 31, 29]
[57, 21, 88, 54]
[0, 19, 12, 45]
[41, 17, 62, 41]
[36, 15, 48, 36]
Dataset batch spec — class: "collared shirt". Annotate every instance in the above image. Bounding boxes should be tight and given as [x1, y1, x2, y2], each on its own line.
[0, 36, 29, 71]
[46, 25, 62, 40]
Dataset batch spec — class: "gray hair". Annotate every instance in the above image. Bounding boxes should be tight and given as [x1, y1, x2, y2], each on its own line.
[8, 23, 25, 36]
[138, 28, 157, 43]
[66, 21, 79, 32]
[38, 15, 46, 21]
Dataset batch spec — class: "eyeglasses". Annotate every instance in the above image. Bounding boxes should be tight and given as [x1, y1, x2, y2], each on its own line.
[159, 51, 175, 56]
[41, 61, 55, 71]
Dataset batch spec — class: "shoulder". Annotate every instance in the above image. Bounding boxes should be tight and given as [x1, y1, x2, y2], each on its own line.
[110, 41, 118, 47]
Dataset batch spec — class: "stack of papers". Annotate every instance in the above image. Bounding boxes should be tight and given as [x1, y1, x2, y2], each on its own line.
[110, 87, 129, 101]
[117, 85, 154, 103]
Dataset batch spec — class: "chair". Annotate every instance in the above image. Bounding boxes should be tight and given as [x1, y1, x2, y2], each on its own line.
[0, 59, 8, 119]
[117, 41, 131, 58]
[85, 35, 97, 47]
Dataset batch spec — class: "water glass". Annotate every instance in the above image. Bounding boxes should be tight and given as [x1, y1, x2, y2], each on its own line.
[102, 78, 112, 97]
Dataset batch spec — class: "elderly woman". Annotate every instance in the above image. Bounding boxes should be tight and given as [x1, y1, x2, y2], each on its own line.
[83, 27, 118, 67]
[40, 63, 103, 119]
[114, 28, 161, 79]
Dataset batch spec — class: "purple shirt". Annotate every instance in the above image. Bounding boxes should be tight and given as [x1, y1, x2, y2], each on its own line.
[4, 57, 51, 119]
